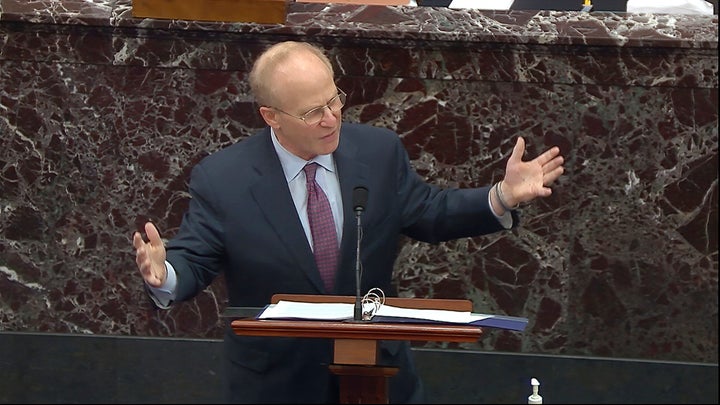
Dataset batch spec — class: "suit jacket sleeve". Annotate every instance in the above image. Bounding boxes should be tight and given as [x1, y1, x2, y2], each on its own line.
[373, 125, 509, 243]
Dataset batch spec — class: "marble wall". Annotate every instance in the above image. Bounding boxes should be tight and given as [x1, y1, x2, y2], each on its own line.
[0, 0, 717, 364]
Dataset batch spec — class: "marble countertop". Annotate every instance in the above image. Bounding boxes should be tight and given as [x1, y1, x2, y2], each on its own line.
[0, 0, 717, 48]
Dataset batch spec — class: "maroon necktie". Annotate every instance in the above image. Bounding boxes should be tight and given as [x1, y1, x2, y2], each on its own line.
[303, 163, 339, 291]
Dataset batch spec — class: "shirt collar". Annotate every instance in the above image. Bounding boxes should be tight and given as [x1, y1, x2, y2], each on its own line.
[271, 128, 335, 182]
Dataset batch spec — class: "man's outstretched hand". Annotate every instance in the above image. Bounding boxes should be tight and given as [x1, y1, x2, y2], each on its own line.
[132, 222, 167, 288]
[500, 136, 565, 207]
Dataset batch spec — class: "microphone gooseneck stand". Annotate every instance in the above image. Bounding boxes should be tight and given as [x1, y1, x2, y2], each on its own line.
[351, 186, 368, 322]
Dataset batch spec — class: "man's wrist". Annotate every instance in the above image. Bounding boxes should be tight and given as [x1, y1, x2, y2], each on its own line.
[495, 181, 519, 211]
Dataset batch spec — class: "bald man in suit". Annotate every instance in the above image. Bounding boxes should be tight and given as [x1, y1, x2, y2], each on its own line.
[133, 41, 564, 403]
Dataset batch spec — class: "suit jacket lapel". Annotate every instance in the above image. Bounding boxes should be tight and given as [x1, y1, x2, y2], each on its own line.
[247, 128, 370, 294]
[248, 132, 325, 291]
[334, 132, 370, 293]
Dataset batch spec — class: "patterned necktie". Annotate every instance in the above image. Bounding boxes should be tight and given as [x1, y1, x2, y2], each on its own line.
[303, 163, 339, 291]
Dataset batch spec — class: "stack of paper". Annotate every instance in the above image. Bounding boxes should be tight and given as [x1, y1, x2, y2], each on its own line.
[257, 300, 528, 332]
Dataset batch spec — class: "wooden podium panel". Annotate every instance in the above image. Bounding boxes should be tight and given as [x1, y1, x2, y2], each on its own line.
[230, 317, 484, 363]
[329, 364, 399, 403]
[230, 294, 482, 403]
[132, 0, 289, 24]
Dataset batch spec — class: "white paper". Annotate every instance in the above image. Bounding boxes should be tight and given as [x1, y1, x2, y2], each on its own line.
[448, 0, 515, 10]
[626, 0, 714, 15]
[258, 301, 354, 320]
[375, 304, 491, 323]
[257, 300, 491, 324]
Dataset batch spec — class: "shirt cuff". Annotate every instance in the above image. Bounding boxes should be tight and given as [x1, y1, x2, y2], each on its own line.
[489, 190, 513, 229]
[144, 261, 178, 309]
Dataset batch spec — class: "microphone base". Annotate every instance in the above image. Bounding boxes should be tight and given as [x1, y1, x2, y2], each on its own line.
[342, 318, 373, 323]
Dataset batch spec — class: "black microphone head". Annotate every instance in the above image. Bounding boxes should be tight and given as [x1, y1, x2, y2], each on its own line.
[352, 186, 369, 212]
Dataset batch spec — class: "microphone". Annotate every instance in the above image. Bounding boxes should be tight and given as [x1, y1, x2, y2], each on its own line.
[353, 186, 368, 213]
[352, 186, 368, 321]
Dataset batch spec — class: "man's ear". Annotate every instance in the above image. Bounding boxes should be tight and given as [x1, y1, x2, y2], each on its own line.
[259, 106, 280, 128]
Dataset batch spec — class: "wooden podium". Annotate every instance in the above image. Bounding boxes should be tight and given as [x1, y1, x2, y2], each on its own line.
[230, 294, 482, 403]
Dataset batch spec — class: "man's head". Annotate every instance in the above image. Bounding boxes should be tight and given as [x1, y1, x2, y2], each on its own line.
[250, 41, 344, 161]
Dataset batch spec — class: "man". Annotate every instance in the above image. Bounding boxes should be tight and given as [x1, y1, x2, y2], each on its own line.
[133, 41, 564, 403]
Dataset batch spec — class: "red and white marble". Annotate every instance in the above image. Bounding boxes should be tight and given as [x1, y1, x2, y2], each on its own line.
[0, 0, 717, 364]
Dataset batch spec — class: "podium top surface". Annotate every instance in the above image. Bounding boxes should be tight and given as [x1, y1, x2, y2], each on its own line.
[231, 294, 482, 342]
[231, 317, 483, 342]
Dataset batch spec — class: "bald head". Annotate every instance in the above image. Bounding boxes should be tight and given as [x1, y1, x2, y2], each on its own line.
[249, 41, 335, 108]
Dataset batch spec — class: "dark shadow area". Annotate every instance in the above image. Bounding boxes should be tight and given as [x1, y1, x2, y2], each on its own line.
[1, 332, 716, 404]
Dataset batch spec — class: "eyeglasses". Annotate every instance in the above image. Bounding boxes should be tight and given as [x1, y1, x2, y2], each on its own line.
[271, 89, 347, 126]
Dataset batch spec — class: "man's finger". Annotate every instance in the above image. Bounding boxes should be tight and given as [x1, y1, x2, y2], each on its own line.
[536, 146, 562, 167]
[542, 155, 564, 174]
[132, 232, 146, 249]
[144, 222, 164, 247]
[508, 136, 525, 164]
[543, 166, 565, 186]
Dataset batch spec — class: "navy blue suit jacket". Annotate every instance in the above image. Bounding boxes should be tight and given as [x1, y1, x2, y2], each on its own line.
[165, 122, 509, 403]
